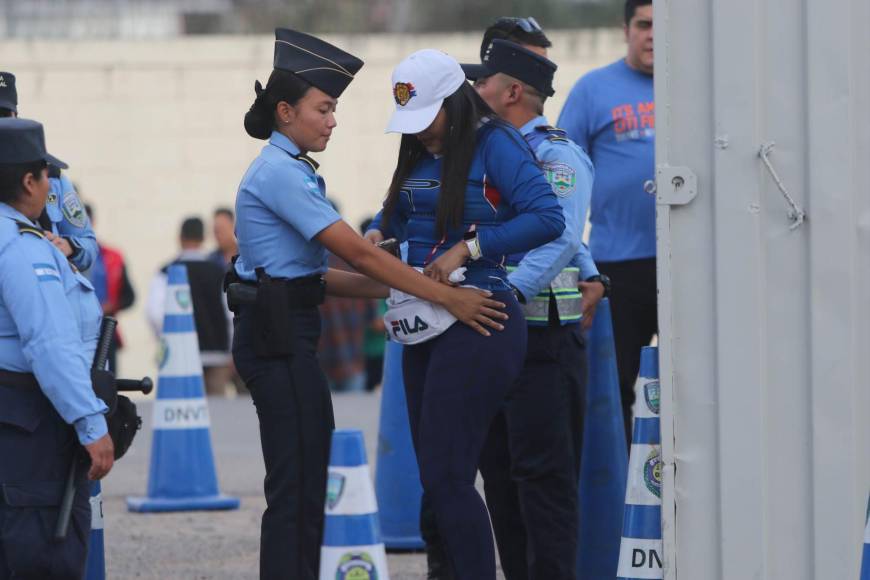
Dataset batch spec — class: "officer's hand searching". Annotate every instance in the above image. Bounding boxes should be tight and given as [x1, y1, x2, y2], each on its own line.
[578, 280, 605, 331]
[424, 241, 469, 285]
[441, 287, 508, 337]
[84, 434, 115, 480]
[44, 231, 74, 258]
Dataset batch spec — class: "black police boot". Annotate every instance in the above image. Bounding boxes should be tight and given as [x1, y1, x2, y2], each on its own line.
[425, 540, 455, 580]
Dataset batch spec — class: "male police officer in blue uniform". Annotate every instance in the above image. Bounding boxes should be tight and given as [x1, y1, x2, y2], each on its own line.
[0, 117, 114, 579]
[460, 38, 608, 580]
[0, 71, 98, 271]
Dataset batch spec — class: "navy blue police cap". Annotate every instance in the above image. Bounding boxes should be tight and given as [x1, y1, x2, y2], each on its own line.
[273, 29, 364, 99]
[0, 118, 67, 169]
[0, 72, 17, 113]
[461, 39, 557, 97]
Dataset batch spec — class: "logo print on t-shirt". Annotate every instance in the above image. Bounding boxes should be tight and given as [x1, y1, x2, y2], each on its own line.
[612, 101, 655, 142]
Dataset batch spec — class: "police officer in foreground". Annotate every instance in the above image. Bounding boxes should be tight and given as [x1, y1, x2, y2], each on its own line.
[459, 36, 608, 580]
[0, 71, 98, 271]
[0, 118, 114, 579]
[230, 29, 507, 580]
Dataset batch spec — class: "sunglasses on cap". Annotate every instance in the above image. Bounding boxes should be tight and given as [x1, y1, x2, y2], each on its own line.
[493, 16, 542, 34]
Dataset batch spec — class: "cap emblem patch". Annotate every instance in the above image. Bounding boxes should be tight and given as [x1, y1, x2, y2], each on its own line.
[393, 82, 417, 106]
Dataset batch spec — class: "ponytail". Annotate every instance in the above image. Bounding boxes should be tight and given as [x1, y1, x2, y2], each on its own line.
[243, 70, 313, 140]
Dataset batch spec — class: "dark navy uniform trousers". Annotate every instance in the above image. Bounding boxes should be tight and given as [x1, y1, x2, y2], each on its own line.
[478, 323, 587, 580]
[0, 378, 91, 580]
[403, 292, 526, 580]
[420, 320, 587, 580]
[232, 305, 333, 580]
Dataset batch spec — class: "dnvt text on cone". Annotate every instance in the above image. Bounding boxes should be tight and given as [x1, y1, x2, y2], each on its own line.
[127, 264, 239, 512]
[617, 346, 663, 580]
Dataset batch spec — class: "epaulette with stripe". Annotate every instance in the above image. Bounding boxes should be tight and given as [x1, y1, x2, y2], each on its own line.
[533, 124, 570, 143]
[16, 220, 45, 239]
[293, 152, 320, 172]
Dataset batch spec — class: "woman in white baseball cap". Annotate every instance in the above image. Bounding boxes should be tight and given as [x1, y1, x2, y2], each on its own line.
[365, 49, 566, 579]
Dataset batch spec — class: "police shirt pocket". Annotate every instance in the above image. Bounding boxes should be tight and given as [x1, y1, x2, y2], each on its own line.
[72, 271, 101, 345]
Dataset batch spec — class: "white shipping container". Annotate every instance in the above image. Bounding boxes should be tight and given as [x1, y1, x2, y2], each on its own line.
[655, 0, 870, 579]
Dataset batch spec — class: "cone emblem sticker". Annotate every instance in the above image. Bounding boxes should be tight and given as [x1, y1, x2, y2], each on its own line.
[644, 447, 663, 498]
[326, 471, 346, 510]
[174, 288, 191, 310]
[157, 338, 169, 370]
[644, 380, 660, 415]
[335, 551, 378, 580]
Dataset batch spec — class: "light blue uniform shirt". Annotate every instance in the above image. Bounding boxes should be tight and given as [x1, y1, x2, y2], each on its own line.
[507, 115, 599, 302]
[234, 131, 341, 281]
[46, 173, 98, 271]
[0, 203, 108, 445]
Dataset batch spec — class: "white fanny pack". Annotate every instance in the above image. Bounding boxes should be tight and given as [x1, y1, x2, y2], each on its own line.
[383, 268, 467, 345]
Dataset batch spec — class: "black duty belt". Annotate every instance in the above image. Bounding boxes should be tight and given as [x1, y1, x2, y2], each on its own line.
[0, 369, 39, 390]
[226, 275, 325, 310]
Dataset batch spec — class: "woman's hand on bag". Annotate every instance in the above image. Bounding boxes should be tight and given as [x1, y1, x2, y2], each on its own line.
[442, 287, 507, 337]
[424, 242, 470, 285]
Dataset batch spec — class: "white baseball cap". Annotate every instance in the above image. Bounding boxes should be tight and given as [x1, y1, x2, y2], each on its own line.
[385, 49, 466, 134]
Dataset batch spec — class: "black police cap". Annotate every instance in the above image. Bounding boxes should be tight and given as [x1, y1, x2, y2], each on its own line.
[461, 39, 557, 97]
[273, 29, 364, 99]
[0, 118, 67, 169]
[0, 72, 17, 113]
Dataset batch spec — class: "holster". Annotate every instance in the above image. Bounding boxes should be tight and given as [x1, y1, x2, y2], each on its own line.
[91, 369, 141, 460]
[252, 268, 325, 358]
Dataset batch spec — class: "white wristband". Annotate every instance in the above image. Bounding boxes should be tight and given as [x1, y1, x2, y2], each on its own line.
[465, 236, 482, 261]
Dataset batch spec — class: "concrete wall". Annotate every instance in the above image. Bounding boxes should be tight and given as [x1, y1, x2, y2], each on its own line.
[2, 30, 625, 380]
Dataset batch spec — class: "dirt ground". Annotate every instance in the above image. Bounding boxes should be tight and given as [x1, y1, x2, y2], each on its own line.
[100, 393, 504, 579]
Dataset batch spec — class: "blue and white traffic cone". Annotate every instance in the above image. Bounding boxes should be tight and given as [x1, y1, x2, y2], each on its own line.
[578, 298, 629, 578]
[374, 340, 424, 550]
[127, 264, 239, 512]
[84, 481, 105, 580]
[321, 429, 390, 580]
[617, 346, 663, 580]
[861, 496, 870, 580]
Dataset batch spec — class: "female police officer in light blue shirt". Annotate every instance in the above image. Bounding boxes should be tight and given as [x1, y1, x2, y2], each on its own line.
[230, 29, 509, 580]
[0, 118, 114, 579]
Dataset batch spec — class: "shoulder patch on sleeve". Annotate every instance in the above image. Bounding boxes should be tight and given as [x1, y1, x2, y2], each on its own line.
[33, 262, 61, 282]
[304, 176, 321, 192]
[542, 162, 577, 197]
[61, 191, 87, 228]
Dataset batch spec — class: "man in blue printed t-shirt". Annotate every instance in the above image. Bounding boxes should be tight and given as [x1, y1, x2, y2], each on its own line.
[557, 0, 656, 443]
